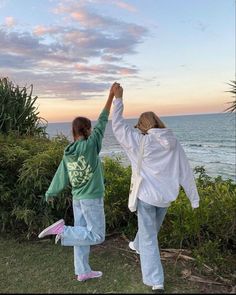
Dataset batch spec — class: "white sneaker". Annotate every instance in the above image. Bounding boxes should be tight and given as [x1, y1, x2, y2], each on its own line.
[152, 284, 164, 293]
[128, 241, 140, 254]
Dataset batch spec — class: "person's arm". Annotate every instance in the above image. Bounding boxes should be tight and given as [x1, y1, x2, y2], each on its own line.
[45, 159, 70, 202]
[112, 85, 140, 150]
[104, 82, 116, 112]
[179, 144, 200, 209]
[88, 83, 117, 153]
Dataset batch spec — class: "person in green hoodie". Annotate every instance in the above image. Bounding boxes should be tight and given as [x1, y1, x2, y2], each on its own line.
[38, 82, 118, 282]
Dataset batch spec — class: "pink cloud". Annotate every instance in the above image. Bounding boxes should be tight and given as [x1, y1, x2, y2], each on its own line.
[112, 0, 137, 12]
[33, 25, 58, 36]
[4, 16, 16, 28]
[75, 63, 137, 75]
[119, 68, 135, 75]
[54, 2, 133, 29]
[69, 8, 118, 28]
[1, 1, 147, 101]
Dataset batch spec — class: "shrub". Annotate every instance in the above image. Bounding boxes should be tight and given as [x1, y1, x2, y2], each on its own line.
[0, 77, 47, 136]
[0, 134, 235, 258]
[159, 168, 236, 251]
[103, 156, 137, 236]
[0, 134, 71, 238]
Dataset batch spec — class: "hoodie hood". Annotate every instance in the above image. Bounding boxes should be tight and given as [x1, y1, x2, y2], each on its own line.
[64, 140, 84, 157]
[147, 128, 177, 150]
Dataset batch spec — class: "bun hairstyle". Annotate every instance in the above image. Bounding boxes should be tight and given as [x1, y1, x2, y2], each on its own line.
[135, 111, 166, 134]
[72, 117, 91, 140]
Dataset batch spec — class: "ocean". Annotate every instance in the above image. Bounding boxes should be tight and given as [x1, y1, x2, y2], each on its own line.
[46, 113, 236, 182]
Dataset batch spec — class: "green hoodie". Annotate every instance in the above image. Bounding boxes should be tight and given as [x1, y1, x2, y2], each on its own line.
[45, 109, 109, 201]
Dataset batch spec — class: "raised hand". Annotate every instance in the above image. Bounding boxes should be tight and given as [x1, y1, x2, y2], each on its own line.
[105, 82, 120, 112]
[113, 83, 123, 99]
[109, 82, 120, 98]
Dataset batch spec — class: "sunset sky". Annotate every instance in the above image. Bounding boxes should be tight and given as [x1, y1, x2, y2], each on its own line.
[0, 0, 235, 122]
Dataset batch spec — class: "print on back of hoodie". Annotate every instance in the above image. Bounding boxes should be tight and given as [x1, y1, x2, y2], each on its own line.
[67, 155, 93, 187]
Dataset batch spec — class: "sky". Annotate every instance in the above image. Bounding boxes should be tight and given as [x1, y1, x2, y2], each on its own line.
[0, 0, 235, 122]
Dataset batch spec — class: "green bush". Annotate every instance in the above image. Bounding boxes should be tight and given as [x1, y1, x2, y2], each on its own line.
[103, 156, 137, 236]
[0, 77, 47, 136]
[159, 169, 236, 251]
[0, 134, 71, 238]
[0, 134, 235, 258]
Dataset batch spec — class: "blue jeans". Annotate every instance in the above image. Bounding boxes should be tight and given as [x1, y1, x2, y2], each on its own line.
[133, 199, 167, 286]
[60, 198, 105, 275]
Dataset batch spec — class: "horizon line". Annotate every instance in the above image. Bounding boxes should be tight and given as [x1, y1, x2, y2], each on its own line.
[47, 111, 227, 124]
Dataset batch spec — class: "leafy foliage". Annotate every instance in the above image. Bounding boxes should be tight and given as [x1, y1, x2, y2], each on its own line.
[224, 80, 236, 113]
[0, 77, 47, 136]
[0, 134, 71, 238]
[103, 156, 137, 235]
[0, 135, 235, 261]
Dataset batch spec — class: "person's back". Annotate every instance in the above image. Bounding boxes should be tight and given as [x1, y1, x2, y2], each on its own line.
[46, 109, 108, 202]
[38, 83, 118, 283]
[112, 98, 199, 209]
[111, 83, 200, 293]
[64, 138, 104, 199]
[136, 128, 181, 207]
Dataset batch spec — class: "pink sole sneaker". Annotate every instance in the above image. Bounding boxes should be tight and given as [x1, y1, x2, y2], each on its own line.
[77, 271, 103, 282]
[38, 219, 65, 239]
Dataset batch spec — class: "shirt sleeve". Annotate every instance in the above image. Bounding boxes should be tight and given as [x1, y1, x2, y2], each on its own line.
[179, 144, 200, 208]
[45, 158, 69, 201]
[112, 98, 140, 151]
[88, 109, 109, 153]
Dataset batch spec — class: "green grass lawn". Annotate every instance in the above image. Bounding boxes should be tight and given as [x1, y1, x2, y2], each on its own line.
[0, 235, 234, 294]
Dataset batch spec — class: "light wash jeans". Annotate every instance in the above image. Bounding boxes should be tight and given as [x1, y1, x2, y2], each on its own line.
[133, 199, 168, 286]
[60, 198, 105, 276]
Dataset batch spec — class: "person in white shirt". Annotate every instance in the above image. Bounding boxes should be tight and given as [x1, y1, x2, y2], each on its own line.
[111, 83, 200, 293]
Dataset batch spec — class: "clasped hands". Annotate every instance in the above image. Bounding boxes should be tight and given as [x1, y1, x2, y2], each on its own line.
[109, 82, 123, 99]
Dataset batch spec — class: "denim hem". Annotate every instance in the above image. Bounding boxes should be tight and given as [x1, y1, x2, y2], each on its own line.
[143, 280, 164, 287]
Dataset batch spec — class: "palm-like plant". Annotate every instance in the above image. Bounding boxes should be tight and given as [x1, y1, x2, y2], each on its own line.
[224, 80, 236, 113]
[0, 77, 47, 136]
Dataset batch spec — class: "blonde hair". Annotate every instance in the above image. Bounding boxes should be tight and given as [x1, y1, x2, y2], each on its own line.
[135, 111, 166, 134]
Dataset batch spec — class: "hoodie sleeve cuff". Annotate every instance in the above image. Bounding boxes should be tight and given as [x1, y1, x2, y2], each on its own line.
[191, 200, 199, 209]
[45, 192, 55, 202]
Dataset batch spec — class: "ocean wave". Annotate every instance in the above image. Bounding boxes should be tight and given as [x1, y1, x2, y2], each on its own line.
[201, 161, 235, 165]
[188, 144, 203, 147]
[184, 143, 236, 149]
[47, 113, 235, 181]
[100, 150, 123, 156]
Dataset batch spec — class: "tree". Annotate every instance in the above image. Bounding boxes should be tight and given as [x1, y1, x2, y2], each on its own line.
[224, 80, 236, 113]
[0, 77, 47, 136]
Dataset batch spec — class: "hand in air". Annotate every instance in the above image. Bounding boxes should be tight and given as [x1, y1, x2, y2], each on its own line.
[113, 82, 123, 99]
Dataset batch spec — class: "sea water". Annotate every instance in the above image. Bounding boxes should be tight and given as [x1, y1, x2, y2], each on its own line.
[46, 113, 236, 182]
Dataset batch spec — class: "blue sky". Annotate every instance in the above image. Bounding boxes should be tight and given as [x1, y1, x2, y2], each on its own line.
[0, 0, 235, 122]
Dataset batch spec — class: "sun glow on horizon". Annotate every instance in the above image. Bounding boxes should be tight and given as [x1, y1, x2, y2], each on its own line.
[1, 0, 234, 122]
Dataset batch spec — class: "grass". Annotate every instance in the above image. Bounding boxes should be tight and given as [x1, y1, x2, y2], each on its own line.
[0, 235, 234, 294]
